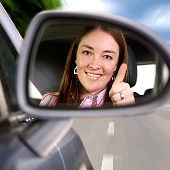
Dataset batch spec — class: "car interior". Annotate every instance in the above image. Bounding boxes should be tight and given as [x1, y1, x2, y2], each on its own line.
[28, 20, 167, 106]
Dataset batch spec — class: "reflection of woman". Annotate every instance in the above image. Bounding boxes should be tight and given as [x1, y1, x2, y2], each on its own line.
[40, 24, 135, 107]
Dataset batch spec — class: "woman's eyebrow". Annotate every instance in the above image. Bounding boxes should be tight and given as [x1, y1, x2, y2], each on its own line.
[103, 50, 115, 54]
[82, 45, 94, 50]
[82, 45, 116, 54]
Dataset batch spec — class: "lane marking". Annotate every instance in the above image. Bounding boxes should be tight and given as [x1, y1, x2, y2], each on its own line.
[101, 154, 113, 170]
[79, 163, 87, 170]
[107, 122, 114, 136]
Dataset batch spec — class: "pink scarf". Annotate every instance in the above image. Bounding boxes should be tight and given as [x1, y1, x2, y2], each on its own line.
[78, 88, 106, 108]
[40, 88, 106, 108]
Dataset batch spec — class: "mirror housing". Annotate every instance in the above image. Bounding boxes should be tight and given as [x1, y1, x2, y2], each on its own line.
[17, 11, 170, 119]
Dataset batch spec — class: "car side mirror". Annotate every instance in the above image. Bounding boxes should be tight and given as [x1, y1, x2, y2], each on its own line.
[17, 11, 170, 119]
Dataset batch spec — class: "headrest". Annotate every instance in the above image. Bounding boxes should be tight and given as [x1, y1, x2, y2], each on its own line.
[127, 45, 137, 87]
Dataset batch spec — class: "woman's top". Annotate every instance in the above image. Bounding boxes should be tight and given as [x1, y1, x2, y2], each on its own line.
[40, 88, 106, 108]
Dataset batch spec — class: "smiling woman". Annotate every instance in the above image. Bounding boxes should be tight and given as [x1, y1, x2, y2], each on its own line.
[39, 24, 135, 108]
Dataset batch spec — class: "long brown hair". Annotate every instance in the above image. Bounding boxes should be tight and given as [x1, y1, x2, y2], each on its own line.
[57, 23, 128, 105]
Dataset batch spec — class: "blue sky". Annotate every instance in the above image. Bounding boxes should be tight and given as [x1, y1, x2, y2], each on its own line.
[65, 0, 170, 42]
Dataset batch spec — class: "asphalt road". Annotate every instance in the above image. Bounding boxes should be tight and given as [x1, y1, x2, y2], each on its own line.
[73, 107, 170, 170]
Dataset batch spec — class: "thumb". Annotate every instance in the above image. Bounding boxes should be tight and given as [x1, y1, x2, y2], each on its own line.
[113, 63, 127, 86]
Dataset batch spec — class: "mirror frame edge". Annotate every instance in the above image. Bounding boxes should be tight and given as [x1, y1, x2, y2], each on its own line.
[17, 11, 170, 119]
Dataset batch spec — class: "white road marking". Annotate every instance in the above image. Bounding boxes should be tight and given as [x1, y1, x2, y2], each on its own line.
[107, 122, 114, 136]
[79, 163, 87, 170]
[101, 154, 113, 170]
[101, 121, 115, 170]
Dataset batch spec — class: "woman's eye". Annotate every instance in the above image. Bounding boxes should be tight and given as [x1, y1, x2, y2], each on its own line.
[83, 51, 91, 55]
[103, 55, 112, 60]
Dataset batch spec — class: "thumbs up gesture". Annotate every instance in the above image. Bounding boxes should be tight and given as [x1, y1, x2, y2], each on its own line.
[109, 63, 135, 106]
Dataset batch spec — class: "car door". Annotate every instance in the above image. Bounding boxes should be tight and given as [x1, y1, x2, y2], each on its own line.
[0, 3, 94, 170]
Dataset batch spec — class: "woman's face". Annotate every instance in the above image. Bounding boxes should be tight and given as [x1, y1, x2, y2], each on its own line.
[75, 29, 119, 98]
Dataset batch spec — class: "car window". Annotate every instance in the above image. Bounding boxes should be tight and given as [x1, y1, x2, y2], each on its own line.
[132, 64, 156, 95]
[0, 23, 19, 112]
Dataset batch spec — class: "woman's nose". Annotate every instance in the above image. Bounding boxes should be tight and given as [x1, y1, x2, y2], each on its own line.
[89, 55, 101, 70]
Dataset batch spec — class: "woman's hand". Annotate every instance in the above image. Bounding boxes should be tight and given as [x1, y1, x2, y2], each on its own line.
[109, 63, 135, 106]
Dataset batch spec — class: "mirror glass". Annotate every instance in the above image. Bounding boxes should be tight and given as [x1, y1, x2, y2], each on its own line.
[28, 19, 169, 108]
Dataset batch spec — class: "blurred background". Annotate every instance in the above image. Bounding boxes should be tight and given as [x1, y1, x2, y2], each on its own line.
[0, 0, 64, 37]
[1, 0, 170, 45]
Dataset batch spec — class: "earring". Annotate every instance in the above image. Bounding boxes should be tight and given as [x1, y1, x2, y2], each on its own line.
[112, 72, 115, 80]
[74, 66, 77, 74]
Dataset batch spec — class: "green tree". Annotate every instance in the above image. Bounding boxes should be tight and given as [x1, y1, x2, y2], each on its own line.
[1, 0, 63, 37]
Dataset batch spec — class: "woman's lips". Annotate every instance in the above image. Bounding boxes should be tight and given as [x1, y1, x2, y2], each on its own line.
[85, 72, 102, 79]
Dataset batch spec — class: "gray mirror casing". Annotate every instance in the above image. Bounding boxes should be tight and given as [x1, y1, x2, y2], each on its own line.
[17, 11, 170, 119]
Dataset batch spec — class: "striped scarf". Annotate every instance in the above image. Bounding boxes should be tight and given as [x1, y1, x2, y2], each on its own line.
[40, 88, 106, 108]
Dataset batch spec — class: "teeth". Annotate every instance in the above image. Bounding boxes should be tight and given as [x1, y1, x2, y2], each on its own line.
[87, 73, 101, 77]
